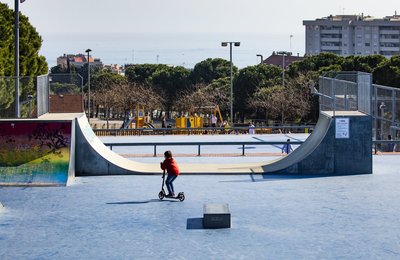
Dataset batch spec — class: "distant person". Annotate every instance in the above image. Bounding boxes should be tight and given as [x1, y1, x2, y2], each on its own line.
[161, 115, 166, 128]
[160, 150, 180, 197]
[249, 122, 255, 135]
[222, 120, 230, 134]
[388, 134, 395, 152]
[211, 114, 217, 127]
[282, 139, 293, 154]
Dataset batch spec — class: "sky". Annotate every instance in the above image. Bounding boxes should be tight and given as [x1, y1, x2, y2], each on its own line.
[1, 0, 399, 67]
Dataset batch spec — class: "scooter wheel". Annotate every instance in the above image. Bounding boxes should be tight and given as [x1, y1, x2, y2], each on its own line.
[158, 191, 165, 200]
[178, 193, 185, 202]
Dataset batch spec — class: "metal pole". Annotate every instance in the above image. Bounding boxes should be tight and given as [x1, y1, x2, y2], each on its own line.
[14, 0, 20, 118]
[87, 51, 91, 123]
[230, 43, 233, 125]
[282, 54, 285, 87]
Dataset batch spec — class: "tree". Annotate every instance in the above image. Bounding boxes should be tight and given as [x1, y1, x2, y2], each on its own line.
[234, 64, 282, 116]
[125, 64, 168, 85]
[94, 81, 164, 128]
[190, 58, 236, 84]
[0, 3, 48, 115]
[91, 70, 126, 92]
[287, 53, 344, 77]
[341, 55, 387, 73]
[174, 82, 229, 114]
[373, 56, 400, 87]
[248, 72, 315, 123]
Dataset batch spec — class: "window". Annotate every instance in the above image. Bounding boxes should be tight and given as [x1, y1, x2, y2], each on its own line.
[365, 43, 370, 46]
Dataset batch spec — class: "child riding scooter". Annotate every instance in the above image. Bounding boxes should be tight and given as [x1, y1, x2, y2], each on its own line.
[159, 150, 184, 201]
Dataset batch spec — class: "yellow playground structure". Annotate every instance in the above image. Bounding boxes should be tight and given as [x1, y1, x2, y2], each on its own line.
[175, 105, 224, 128]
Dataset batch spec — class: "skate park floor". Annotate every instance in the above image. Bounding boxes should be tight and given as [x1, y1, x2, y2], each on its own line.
[1, 135, 400, 259]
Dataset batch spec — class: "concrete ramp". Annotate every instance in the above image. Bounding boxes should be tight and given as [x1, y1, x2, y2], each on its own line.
[261, 111, 372, 175]
[75, 111, 372, 176]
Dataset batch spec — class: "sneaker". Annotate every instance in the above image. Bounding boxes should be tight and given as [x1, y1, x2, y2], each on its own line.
[166, 193, 173, 197]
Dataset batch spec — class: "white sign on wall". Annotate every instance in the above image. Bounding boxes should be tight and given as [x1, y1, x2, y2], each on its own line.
[335, 118, 350, 139]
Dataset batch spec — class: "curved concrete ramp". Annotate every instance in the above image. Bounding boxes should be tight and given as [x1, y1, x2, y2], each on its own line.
[75, 111, 372, 176]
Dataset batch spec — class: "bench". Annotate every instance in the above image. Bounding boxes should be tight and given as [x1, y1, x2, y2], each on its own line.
[203, 203, 231, 229]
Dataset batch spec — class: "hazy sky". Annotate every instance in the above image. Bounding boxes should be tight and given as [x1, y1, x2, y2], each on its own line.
[2, 0, 399, 34]
[1, 0, 399, 67]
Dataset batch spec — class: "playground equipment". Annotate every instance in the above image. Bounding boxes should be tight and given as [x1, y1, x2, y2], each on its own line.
[175, 105, 223, 128]
[135, 104, 145, 128]
[121, 104, 153, 129]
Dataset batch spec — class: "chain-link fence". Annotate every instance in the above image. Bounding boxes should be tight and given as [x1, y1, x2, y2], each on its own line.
[319, 72, 371, 115]
[49, 74, 83, 95]
[0, 74, 84, 118]
[319, 71, 400, 151]
[0, 75, 49, 119]
[373, 84, 400, 148]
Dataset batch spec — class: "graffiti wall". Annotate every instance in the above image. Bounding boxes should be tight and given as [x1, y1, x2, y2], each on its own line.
[0, 121, 72, 186]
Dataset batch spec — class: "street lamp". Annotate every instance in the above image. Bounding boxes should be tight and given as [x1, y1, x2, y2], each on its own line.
[14, 0, 21, 117]
[221, 41, 240, 125]
[379, 101, 386, 140]
[276, 51, 291, 87]
[85, 48, 92, 123]
[256, 54, 263, 64]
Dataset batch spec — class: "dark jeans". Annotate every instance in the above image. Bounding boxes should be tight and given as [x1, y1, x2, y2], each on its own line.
[166, 174, 177, 195]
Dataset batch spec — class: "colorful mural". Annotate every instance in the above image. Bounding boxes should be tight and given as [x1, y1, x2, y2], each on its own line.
[0, 121, 72, 186]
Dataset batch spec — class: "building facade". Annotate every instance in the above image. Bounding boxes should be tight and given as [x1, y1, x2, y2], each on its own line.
[56, 54, 103, 70]
[303, 14, 400, 57]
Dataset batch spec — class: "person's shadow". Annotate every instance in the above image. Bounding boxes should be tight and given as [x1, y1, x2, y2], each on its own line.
[106, 199, 179, 205]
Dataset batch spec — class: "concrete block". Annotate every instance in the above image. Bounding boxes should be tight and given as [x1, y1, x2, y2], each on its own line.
[203, 203, 231, 229]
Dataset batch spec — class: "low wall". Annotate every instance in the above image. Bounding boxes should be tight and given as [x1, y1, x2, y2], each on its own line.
[49, 94, 83, 113]
[0, 120, 73, 186]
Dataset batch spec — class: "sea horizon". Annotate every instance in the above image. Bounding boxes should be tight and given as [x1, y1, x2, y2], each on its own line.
[40, 32, 305, 69]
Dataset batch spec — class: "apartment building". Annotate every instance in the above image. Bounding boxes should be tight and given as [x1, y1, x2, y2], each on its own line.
[303, 13, 400, 57]
[56, 54, 103, 70]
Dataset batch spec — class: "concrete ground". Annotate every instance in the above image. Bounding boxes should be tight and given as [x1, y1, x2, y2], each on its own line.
[1, 154, 400, 259]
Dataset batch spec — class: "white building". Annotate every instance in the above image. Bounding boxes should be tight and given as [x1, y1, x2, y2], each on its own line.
[303, 13, 400, 57]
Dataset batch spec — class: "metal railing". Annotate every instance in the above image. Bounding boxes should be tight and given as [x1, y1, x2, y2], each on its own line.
[106, 140, 400, 156]
[94, 125, 315, 136]
[104, 140, 304, 156]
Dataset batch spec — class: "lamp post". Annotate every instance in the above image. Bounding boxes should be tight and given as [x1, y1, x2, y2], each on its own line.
[221, 41, 240, 125]
[85, 49, 92, 122]
[14, 0, 20, 118]
[276, 51, 291, 87]
[379, 101, 386, 140]
[256, 54, 263, 64]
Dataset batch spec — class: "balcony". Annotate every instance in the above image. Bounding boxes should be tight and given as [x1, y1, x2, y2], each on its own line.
[380, 38, 400, 43]
[321, 38, 341, 42]
[321, 45, 341, 51]
[380, 46, 400, 52]
[320, 29, 342, 34]
[380, 30, 400, 34]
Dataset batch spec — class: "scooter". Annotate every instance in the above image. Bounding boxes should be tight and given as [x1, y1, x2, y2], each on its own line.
[158, 169, 185, 202]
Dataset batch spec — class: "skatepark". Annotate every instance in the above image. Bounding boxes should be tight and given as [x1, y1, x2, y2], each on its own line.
[1, 72, 400, 258]
[1, 155, 400, 259]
